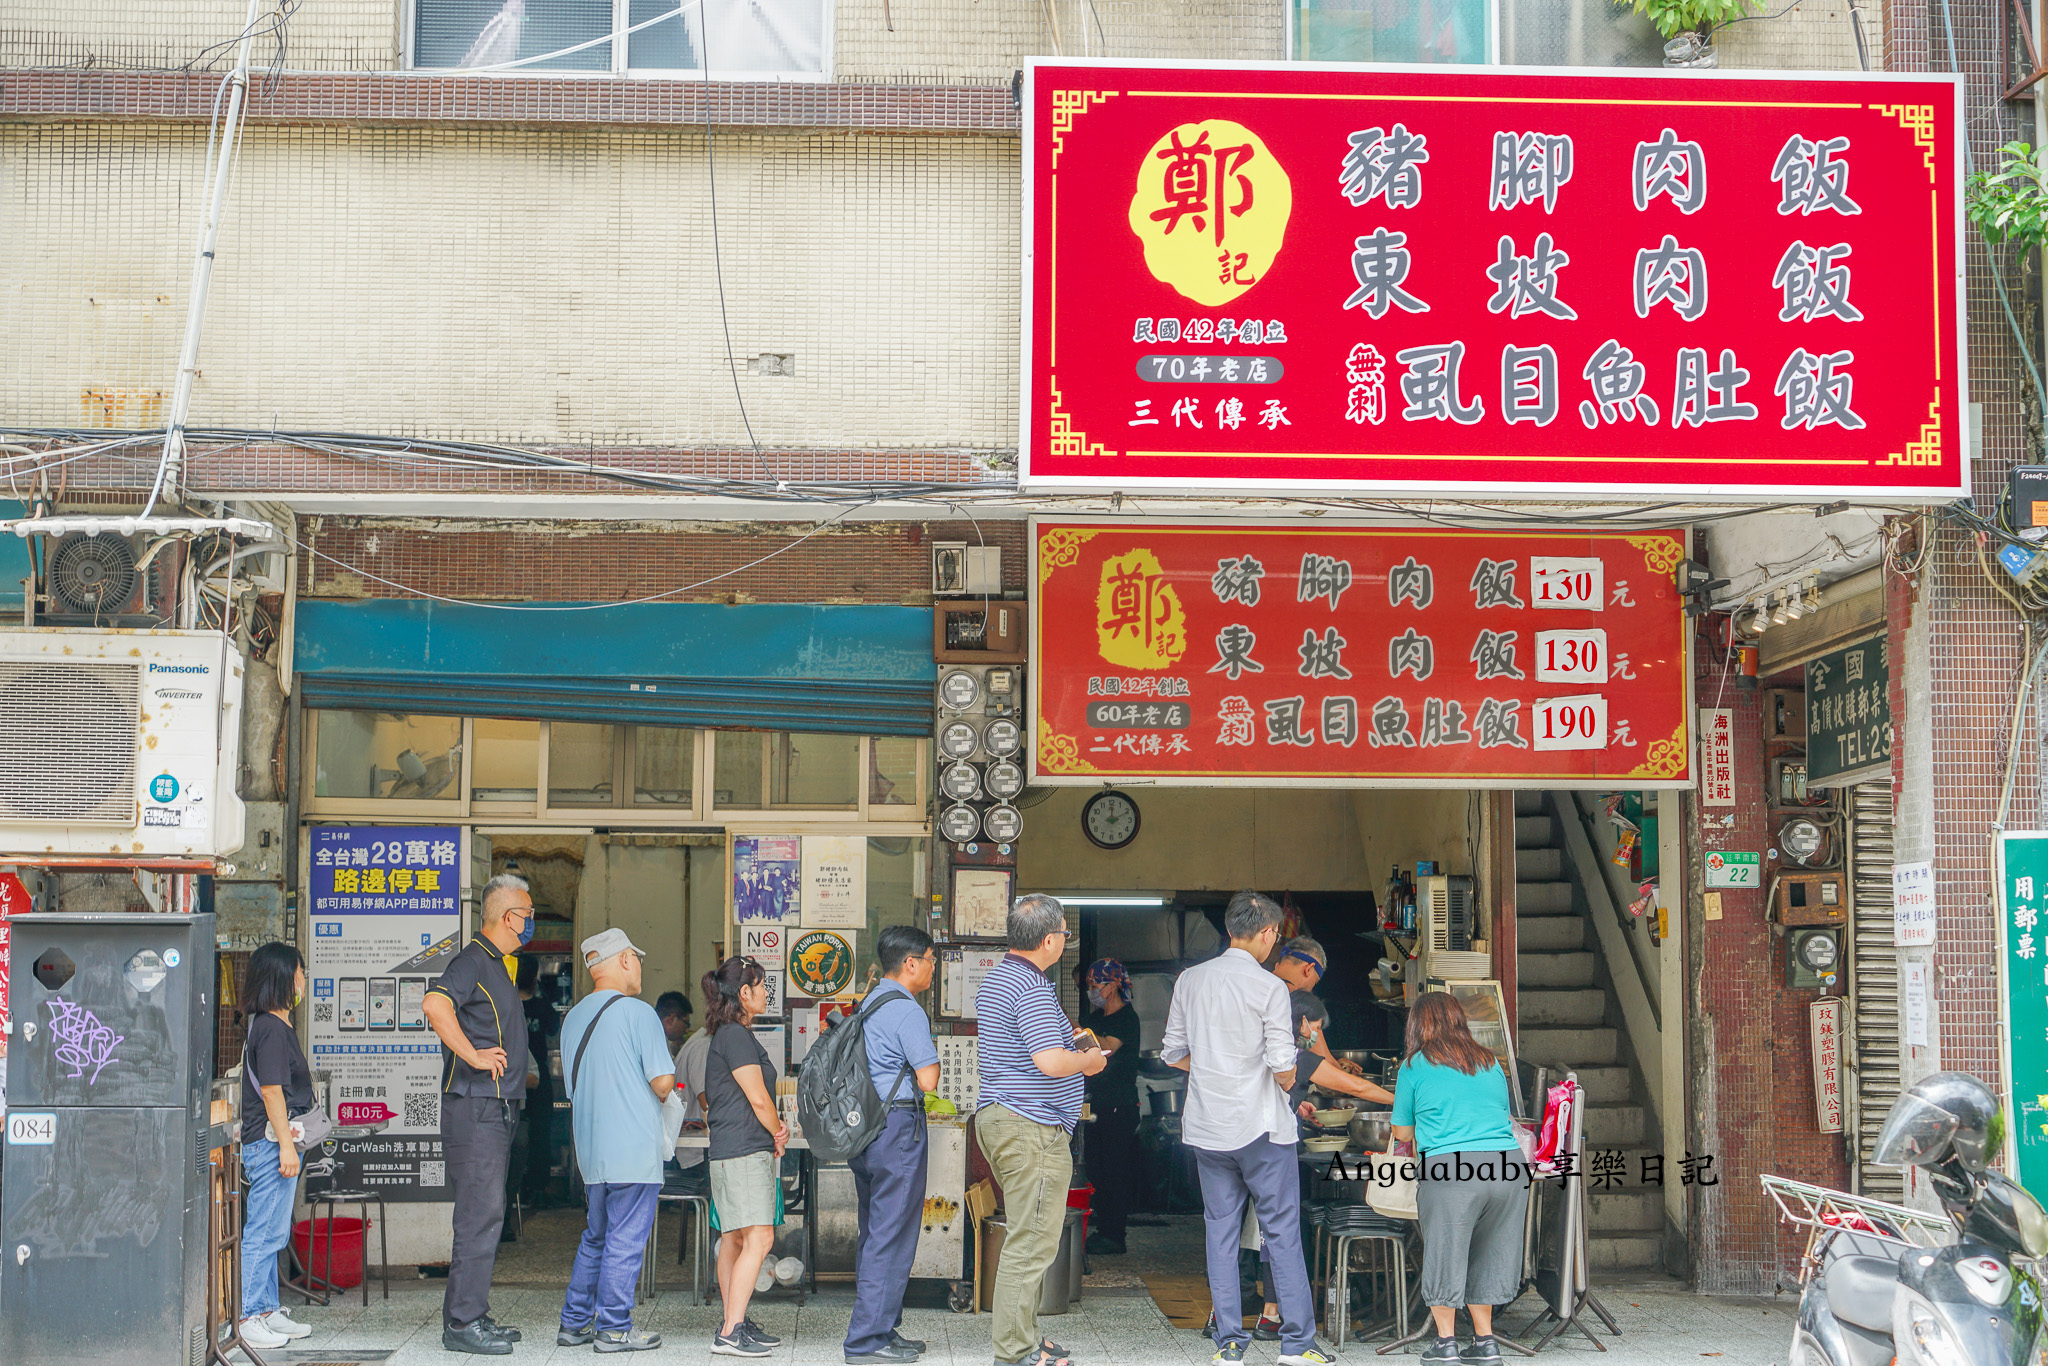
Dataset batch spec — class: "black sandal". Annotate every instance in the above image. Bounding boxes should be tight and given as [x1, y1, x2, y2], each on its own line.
[1009, 1347, 1072, 1366]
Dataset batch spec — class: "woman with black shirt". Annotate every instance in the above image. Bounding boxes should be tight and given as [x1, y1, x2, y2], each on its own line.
[701, 957, 788, 1358]
[1079, 958, 1141, 1256]
[239, 943, 317, 1352]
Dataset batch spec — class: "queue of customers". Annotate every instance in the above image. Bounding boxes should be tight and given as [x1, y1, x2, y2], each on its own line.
[234, 877, 1527, 1366]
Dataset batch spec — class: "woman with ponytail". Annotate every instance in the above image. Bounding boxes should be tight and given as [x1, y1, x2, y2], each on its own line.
[699, 957, 786, 1357]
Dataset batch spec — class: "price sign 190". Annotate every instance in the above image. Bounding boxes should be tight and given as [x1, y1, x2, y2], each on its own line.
[1535, 629, 1608, 684]
[1532, 694, 1609, 751]
[1531, 557, 1605, 609]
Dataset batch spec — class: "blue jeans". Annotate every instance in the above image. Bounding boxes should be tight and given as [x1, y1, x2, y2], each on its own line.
[241, 1138, 299, 1320]
[562, 1181, 660, 1333]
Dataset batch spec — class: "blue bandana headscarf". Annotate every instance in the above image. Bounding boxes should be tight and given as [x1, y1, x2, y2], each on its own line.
[1086, 958, 1132, 1002]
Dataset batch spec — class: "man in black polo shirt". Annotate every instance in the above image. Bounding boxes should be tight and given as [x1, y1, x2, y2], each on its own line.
[424, 873, 534, 1355]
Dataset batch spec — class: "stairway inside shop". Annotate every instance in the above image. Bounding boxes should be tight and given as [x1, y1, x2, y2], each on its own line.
[1512, 790, 1665, 1273]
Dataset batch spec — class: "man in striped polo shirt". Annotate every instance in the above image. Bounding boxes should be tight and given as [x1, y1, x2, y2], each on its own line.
[974, 894, 1105, 1366]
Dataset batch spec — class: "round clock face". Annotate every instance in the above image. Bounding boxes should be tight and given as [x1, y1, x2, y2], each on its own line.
[939, 804, 981, 843]
[939, 761, 982, 802]
[983, 718, 1022, 757]
[1083, 791, 1140, 850]
[939, 719, 981, 759]
[985, 760, 1026, 800]
[939, 670, 982, 711]
[984, 804, 1024, 842]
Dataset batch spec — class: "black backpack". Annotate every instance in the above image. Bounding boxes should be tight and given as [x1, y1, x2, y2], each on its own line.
[796, 989, 918, 1162]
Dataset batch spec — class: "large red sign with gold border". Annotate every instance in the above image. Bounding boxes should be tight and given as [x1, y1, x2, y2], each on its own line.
[1020, 60, 1965, 500]
[1030, 522, 1691, 786]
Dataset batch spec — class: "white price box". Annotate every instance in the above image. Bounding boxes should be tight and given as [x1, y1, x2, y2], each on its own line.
[1530, 557, 1604, 610]
[1534, 629, 1608, 683]
[1532, 693, 1608, 750]
[6, 1113, 56, 1146]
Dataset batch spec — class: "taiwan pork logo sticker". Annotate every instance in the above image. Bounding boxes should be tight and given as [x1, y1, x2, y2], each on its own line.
[788, 930, 855, 998]
[1128, 119, 1293, 306]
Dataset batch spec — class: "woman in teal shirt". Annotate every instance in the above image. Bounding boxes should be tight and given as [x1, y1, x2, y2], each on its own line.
[1390, 992, 1525, 1365]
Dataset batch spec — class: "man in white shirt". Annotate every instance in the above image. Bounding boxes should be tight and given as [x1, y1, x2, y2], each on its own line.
[1162, 891, 1328, 1366]
[658, 991, 712, 1197]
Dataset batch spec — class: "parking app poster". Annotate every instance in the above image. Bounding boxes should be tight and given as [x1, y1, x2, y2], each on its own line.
[307, 824, 462, 1199]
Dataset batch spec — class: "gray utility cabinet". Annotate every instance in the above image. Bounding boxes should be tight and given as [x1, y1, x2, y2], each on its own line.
[2, 912, 218, 1366]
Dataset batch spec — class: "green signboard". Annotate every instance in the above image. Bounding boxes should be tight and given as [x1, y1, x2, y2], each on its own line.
[1805, 634, 1891, 787]
[2000, 833, 2048, 1196]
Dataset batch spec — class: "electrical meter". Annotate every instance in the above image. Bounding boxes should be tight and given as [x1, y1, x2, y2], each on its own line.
[939, 719, 980, 760]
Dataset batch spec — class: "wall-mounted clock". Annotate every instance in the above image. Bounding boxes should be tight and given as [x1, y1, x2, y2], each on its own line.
[1082, 790, 1140, 850]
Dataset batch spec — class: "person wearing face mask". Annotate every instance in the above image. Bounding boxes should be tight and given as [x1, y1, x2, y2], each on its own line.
[424, 873, 535, 1355]
[237, 941, 316, 1352]
[1078, 957, 1140, 1256]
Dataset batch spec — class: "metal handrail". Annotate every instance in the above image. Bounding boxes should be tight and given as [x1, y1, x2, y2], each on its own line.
[1553, 791, 1662, 1033]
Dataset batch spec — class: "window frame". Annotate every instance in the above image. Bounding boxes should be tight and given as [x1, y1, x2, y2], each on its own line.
[403, 0, 837, 81]
[1285, 0, 1501, 66]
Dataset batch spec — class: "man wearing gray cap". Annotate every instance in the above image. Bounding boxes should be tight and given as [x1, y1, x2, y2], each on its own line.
[555, 928, 677, 1353]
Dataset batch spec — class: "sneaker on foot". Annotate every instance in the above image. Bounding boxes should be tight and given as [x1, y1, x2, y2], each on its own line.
[1459, 1335, 1503, 1364]
[239, 1317, 289, 1350]
[559, 1322, 598, 1346]
[1421, 1336, 1463, 1363]
[1213, 1342, 1246, 1364]
[713, 1328, 773, 1357]
[1277, 1350, 1335, 1366]
[743, 1319, 783, 1346]
[1251, 1315, 1281, 1342]
[596, 1326, 662, 1353]
[263, 1310, 312, 1340]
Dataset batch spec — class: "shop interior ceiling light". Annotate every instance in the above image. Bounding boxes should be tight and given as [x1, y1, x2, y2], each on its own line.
[1772, 589, 1791, 626]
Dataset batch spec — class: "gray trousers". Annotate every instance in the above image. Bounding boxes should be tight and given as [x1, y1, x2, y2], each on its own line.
[443, 1095, 520, 1329]
[1415, 1150, 1528, 1308]
[1193, 1139, 1315, 1353]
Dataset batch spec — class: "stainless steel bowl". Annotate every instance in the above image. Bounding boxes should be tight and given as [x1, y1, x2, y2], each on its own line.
[1349, 1112, 1392, 1151]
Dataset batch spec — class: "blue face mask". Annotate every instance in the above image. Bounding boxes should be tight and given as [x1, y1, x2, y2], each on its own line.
[515, 911, 535, 948]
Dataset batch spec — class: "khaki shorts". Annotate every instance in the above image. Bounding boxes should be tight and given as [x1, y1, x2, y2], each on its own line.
[709, 1150, 779, 1230]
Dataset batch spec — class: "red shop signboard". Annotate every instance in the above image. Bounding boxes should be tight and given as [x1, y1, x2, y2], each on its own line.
[1020, 60, 1965, 500]
[1030, 522, 1691, 787]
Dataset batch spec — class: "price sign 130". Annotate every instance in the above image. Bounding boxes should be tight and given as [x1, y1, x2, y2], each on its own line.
[1531, 557, 1604, 609]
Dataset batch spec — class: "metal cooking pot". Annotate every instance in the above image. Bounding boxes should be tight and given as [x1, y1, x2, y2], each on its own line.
[1149, 1089, 1184, 1116]
[1350, 1112, 1393, 1151]
[1331, 1049, 1376, 1064]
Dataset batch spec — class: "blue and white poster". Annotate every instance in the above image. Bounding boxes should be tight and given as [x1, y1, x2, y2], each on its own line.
[733, 835, 802, 923]
[306, 824, 463, 1200]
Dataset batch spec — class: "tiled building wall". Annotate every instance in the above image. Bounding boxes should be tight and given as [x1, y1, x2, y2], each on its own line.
[301, 516, 1030, 602]
[0, 121, 1022, 454]
[1691, 638, 1853, 1293]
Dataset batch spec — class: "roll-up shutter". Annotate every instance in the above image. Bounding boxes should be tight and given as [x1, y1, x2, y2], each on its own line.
[1847, 779, 1901, 1199]
[292, 599, 937, 737]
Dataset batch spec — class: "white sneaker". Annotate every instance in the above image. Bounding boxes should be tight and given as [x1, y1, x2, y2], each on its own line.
[264, 1309, 313, 1339]
[239, 1315, 289, 1350]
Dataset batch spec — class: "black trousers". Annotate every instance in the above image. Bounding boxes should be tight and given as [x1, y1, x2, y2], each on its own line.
[1089, 1102, 1140, 1244]
[443, 1095, 519, 1329]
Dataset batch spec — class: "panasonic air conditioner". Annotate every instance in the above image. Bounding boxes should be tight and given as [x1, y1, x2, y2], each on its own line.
[0, 629, 246, 857]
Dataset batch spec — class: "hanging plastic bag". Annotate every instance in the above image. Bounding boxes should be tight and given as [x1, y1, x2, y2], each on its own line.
[661, 1086, 688, 1160]
[1529, 1078, 1577, 1171]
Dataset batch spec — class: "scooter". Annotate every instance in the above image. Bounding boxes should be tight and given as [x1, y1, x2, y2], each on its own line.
[1762, 1072, 2048, 1366]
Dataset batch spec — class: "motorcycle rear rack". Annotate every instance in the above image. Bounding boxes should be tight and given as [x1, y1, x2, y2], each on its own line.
[1759, 1174, 1957, 1280]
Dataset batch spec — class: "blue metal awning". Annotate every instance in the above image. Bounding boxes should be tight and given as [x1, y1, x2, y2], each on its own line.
[293, 599, 935, 735]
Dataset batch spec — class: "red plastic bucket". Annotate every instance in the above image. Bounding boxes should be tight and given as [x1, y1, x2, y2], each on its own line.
[1067, 1183, 1093, 1245]
[292, 1216, 368, 1288]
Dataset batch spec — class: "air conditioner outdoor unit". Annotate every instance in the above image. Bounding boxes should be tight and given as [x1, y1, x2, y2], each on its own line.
[0, 628, 246, 857]
[1417, 874, 1484, 980]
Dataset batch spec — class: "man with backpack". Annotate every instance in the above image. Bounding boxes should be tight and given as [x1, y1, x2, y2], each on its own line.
[841, 925, 942, 1364]
[555, 929, 676, 1353]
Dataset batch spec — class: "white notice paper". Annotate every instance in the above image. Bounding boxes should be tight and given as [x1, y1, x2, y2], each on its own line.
[801, 836, 867, 928]
[1894, 860, 1936, 946]
[1903, 959, 1931, 1047]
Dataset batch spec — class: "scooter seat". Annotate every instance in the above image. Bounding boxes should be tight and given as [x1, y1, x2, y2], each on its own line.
[1825, 1254, 1900, 1334]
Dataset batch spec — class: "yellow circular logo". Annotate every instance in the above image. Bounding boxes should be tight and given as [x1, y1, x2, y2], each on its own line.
[1128, 119, 1293, 307]
[1095, 548, 1187, 669]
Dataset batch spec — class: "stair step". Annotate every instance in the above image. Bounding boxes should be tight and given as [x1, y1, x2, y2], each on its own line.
[1514, 816, 1554, 847]
[1588, 1233, 1662, 1271]
[1519, 989, 1607, 1027]
[1517, 951, 1597, 988]
[1513, 791, 1546, 816]
[1516, 916, 1585, 953]
[1589, 1190, 1664, 1233]
[1585, 1104, 1651, 1147]
[1520, 1027, 1619, 1067]
[1574, 1066, 1634, 1105]
[1516, 882, 1574, 915]
[1514, 847, 1563, 880]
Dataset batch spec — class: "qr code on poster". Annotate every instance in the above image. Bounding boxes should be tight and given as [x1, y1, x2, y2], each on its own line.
[313, 1002, 333, 1024]
[404, 1092, 439, 1129]
[419, 1160, 445, 1188]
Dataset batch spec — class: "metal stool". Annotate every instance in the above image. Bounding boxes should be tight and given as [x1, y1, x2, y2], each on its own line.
[1322, 1209, 1411, 1351]
[297, 1188, 390, 1307]
[640, 1191, 713, 1305]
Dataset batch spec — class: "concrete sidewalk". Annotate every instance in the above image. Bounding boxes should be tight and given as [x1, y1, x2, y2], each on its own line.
[265, 1274, 1800, 1365]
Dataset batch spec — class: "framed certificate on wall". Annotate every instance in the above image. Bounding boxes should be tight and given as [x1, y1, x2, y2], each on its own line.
[952, 866, 1014, 940]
